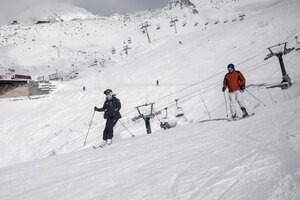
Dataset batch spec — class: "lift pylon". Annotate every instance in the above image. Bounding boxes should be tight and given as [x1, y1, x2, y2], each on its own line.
[264, 42, 294, 89]
[135, 103, 155, 134]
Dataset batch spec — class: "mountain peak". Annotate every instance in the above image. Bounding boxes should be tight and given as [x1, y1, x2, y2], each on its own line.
[168, 0, 199, 14]
[16, 3, 97, 24]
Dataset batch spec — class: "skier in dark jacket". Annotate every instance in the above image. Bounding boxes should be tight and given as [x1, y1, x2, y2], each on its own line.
[222, 64, 249, 118]
[94, 89, 121, 147]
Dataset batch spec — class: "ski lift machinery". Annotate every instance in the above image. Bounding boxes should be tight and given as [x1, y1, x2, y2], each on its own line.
[264, 42, 294, 89]
[174, 99, 184, 117]
[135, 103, 155, 134]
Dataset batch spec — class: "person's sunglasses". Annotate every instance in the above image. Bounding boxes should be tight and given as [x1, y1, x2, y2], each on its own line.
[228, 67, 233, 71]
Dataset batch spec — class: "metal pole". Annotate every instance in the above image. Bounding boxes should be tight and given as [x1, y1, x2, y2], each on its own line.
[141, 22, 151, 44]
[83, 110, 95, 146]
[245, 89, 267, 107]
[277, 53, 287, 75]
[145, 116, 151, 134]
[119, 120, 135, 137]
[174, 22, 177, 33]
[170, 18, 178, 33]
[200, 94, 211, 119]
[277, 53, 292, 85]
[165, 107, 168, 119]
[145, 28, 151, 44]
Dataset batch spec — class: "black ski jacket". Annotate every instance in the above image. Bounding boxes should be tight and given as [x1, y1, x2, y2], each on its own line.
[95, 96, 122, 119]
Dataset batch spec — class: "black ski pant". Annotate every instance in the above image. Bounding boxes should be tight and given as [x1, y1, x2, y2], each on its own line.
[103, 117, 119, 141]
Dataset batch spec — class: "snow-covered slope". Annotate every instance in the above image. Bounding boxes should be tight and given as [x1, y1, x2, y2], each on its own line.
[2, 2, 97, 24]
[1, 95, 300, 200]
[0, 0, 300, 199]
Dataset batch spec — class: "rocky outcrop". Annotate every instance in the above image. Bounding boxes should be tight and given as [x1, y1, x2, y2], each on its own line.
[168, 0, 199, 14]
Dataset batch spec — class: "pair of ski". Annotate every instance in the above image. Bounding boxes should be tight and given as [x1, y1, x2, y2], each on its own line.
[266, 82, 291, 89]
[227, 113, 255, 122]
[92, 143, 112, 149]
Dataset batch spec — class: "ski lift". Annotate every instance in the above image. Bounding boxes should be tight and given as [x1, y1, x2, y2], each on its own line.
[174, 99, 184, 117]
[160, 121, 171, 130]
[128, 38, 132, 44]
[156, 25, 160, 30]
[194, 22, 198, 26]
[160, 107, 171, 130]
[239, 13, 246, 21]
[182, 22, 187, 27]
[111, 48, 116, 54]
[162, 107, 168, 120]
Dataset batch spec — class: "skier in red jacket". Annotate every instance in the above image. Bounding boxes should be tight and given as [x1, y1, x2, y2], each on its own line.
[222, 64, 249, 118]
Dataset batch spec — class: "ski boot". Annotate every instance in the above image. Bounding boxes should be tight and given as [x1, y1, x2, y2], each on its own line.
[241, 107, 249, 118]
[231, 114, 237, 119]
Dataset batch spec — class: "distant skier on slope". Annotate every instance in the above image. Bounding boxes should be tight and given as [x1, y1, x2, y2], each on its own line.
[222, 64, 249, 118]
[94, 89, 121, 147]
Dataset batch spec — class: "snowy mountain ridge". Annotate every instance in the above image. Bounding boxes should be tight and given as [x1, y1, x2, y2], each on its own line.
[0, 0, 251, 78]
[168, 0, 199, 14]
[3, 3, 98, 25]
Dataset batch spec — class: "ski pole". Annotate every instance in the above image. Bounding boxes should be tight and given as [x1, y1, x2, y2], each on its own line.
[83, 110, 96, 146]
[245, 89, 267, 107]
[119, 120, 135, 137]
[200, 93, 211, 119]
[223, 92, 229, 117]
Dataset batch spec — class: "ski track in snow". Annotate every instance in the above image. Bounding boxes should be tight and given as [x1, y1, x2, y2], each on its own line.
[168, 122, 268, 200]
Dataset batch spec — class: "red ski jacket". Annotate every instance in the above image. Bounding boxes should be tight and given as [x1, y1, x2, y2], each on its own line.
[223, 70, 246, 93]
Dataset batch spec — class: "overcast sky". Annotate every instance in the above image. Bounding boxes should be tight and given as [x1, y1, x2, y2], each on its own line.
[72, 0, 171, 16]
[0, 0, 171, 24]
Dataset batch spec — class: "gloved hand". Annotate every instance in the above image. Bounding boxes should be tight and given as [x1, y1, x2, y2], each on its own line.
[240, 84, 245, 92]
[94, 106, 98, 111]
[222, 87, 226, 92]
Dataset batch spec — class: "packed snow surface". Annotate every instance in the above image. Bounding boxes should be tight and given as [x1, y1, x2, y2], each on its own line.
[0, 0, 300, 199]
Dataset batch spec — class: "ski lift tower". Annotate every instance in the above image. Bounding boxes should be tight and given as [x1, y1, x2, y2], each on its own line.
[170, 17, 179, 33]
[135, 103, 155, 134]
[140, 22, 151, 44]
[264, 42, 294, 90]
